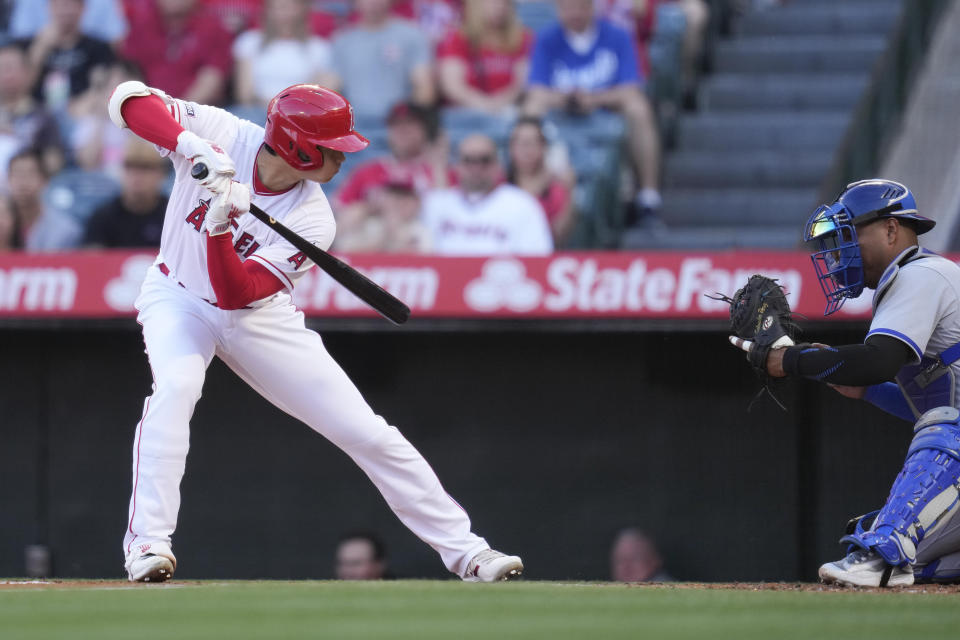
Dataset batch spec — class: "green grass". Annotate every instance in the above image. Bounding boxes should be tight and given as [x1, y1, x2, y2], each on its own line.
[1, 580, 959, 640]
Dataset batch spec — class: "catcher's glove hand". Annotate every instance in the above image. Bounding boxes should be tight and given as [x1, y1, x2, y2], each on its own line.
[710, 274, 801, 385]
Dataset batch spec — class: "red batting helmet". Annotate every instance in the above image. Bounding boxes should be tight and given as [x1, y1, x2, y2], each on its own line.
[264, 84, 369, 171]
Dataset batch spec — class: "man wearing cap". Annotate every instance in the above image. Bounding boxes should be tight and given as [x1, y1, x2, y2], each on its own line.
[83, 137, 170, 248]
[732, 179, 960, 587]
[333, 101, 450, 249]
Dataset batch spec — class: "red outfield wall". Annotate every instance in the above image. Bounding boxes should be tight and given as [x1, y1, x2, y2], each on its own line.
[0, 250, 891, 319]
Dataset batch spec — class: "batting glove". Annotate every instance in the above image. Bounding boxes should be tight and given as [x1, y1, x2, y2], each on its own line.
[176, 130, 235, 193]
[206, 180, 250, 236]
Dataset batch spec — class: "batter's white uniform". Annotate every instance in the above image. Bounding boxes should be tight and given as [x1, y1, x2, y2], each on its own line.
[124, 95, 489, 576]
[867, 246, 960, 575]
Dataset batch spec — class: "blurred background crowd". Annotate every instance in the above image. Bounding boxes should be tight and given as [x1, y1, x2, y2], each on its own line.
[0, 0, 928, 256]
[0, 0, 726, 255]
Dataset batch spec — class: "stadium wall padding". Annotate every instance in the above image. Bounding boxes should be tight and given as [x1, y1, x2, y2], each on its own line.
[0, 326, 909, 581]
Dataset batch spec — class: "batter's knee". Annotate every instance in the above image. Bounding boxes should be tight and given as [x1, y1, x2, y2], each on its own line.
[152, 357, 207, 402]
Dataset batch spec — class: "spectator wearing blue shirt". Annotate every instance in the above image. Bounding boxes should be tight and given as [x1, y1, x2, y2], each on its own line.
[523, 0, 662, 228]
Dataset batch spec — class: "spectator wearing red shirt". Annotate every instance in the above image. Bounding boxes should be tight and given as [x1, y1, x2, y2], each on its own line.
[437, 0, 531, 116]
[122, 0, 233, 105]
[507, 116, 576, 247]
[333, 102, 452, 250]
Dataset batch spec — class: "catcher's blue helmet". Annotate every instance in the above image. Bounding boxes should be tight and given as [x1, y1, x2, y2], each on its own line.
[804, 179, 934, 315]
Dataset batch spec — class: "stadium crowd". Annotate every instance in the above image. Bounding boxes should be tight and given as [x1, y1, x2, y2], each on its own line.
[0, 0, 715, 254]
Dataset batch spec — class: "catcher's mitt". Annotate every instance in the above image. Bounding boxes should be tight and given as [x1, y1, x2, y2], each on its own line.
[711, 274, 801, 385]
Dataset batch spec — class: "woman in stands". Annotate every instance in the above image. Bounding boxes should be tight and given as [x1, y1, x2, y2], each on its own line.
[507, 116, 577, 247]
[232, 0, 338, 109]
[436, 0, 532, 116]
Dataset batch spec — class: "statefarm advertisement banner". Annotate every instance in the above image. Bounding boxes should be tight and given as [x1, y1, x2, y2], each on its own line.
[0, 250, 882, 320]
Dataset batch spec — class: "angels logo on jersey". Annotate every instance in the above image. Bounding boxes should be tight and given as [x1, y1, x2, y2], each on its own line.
[185, 198, 211, 232]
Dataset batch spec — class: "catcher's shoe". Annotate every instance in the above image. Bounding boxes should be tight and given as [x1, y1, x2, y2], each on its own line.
[462, 549, 523, 583]
[818, 549, 913, 587]
[125, 542, 176, 583]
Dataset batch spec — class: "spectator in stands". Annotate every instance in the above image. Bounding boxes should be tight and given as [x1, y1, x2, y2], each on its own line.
[610, 527, 673, 582]
[333, 101, 449, 249]
[523, 0, 663, 227]
[68, 59, 139, 179]
[0, 42, 65, 179]
[331, 0, 435, 122]
[507, 116, 576, 246]
[421, 133, 552, 255]
[8, 148, 82, 251]
[22, 0, 115, 112]
[122, 0, 233, 105]
[232, 0, 337, 110]
[379, 176, 431, 252]
[83, 137, 168, 248]
[598, 0, 708, 108]
[9, 0, 128, 45]
[437, 0, 532, 117]
[668, 0, 709, 106]
[335, 175, 431, 253]
[335, 531, 390, 580]
[0, 194, 21, 251]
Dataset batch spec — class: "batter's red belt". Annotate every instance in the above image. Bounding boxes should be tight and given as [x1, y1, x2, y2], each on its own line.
[157, 262, 252, 310]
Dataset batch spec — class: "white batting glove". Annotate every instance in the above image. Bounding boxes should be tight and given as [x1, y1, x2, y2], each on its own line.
[206, 181, 250, 236]
[176, 130, 235, 193]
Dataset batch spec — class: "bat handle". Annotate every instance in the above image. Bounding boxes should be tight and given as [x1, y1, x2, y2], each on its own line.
[191, 162, 209, 181]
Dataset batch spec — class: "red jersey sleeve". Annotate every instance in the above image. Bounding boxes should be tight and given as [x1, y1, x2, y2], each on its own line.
[206, 233, 285, 309]
[119, 94, 185, 152]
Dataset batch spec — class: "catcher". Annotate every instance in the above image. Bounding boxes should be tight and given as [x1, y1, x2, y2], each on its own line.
[726, 179, 960, 587]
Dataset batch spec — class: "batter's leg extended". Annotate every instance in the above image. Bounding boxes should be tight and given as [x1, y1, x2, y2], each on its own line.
[123, 270, 218, 578]
[218, 301, 493, 577]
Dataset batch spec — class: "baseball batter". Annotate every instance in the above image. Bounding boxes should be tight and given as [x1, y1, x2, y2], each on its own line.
[733, 179, 960, 586]
[107, 81, 523, 583]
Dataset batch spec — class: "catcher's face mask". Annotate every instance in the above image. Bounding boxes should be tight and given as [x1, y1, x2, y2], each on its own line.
[804, 203, 864, 315]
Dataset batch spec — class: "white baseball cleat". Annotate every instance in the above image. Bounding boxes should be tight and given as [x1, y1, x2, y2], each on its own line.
[462, 549, 523, 582]
[125, 542, 177, 583]
[818, 549, 913, 587]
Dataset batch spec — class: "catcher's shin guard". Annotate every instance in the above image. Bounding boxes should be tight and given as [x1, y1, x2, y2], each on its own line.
[841, 407, 960, 566]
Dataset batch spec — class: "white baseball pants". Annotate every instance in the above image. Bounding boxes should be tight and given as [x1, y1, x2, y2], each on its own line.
[123, 266, 488, 576]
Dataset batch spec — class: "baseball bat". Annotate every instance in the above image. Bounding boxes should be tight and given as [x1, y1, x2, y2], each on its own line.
[191, 163, 410, 324]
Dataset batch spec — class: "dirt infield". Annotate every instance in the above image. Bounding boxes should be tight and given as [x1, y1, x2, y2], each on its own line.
[0, 579, 198, 590]
[629, 581, 960, 594]
[1, 579, 959, 593]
